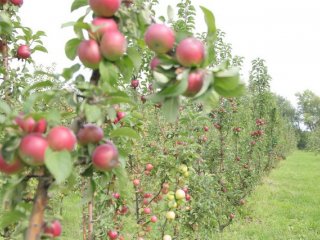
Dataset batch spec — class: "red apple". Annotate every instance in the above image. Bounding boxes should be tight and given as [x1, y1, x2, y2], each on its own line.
[117, 111, 126, 120]
[45, 220, 62, 237]
[89, 0, 121, 17]
[0, 154, 23, 174]
[19, 133, 48, 166]
[92, 142, 119, 171]
[143, 193, 152, 198]
[204, 126, 209, 132]
[229, 213, 235, 220]
[77, 124, 104, 145]
[145, 163, 153, 171]
[17, 45, 30, 59]
[176, 37, 205, 67]
[185, 194, 191, 201]
[150, 57, 160, 70]
[77, 40, 102, 69]
[34, 119, 47, 133]
[10, 0, 22, 6]
[112, 192, 120, 199]
[133, 179, 140, 186]
[107, 230, 118, 240]
[184, 70, 204, 97]
[131, 79, 139, 89]
[15, 116, 36, 133]
[150, 215, 157, 223]
[143, 207, 151, 214]
[140, 95, 146, 103]
[100, 30, 127, 61]
[47, 126, 77, 151]
[144, 24, 175, 54]
[91, 17, 118, 39]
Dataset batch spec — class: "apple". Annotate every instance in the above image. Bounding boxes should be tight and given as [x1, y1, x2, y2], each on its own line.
[133, 179, 140, 186]
[143, 193, 152, 198]
[185, 194, 191, 201]
[117, 111, 126, 120]
[178, 164, 188, 173]
[204, 126, 209, 132]
[120, 205, 128, 215]
[140, 95, 146, 103]
[112, 192, 120, 199]
[184, 70, 204, 97]
[165, 211, 175, 220]
[150, 215, 157, 223]
[19, 133, 48, 166]
[239, 199, 245, 205]
[92, 142, 119, 171]
[229, 213, 235, 220]
[150, 57, 160, 70]
[88, 0, 121, 17]
[163, 235, 172, 240]
[175, 189, 186, 200]
[0, 155, 23, 174]
[91, 17, 118, 39]
[176, 37, 205, 67]
[143, 198, 149, 205]
[100, 30, 127, 61]
[44, 220, 62, 237]
[77, 40, 102, 69]
[167, 201, 177, 209]
[15, 116, 36, 133]
[107, 230, 118, 240]
[144, 24, 175, 54]
[10, 0, 23, 6]
[34, 119, 47, 133]
[143, 207, 151, 214]
[17, 45, 30, 59]
[47, 126, 77, 151]
[162, 183, 169, 189]
[77, 124, 104, 145]
[145, 163, 153, 171]
[131, 79, 139, 89]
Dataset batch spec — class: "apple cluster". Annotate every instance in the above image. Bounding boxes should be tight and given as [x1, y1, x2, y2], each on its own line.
[0, 0, 23, 7]
[144, 23, 206, 97]
[77, 0, 126, 69]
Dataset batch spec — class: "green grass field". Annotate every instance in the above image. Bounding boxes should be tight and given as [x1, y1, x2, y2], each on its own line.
[222, 151, 320, 240]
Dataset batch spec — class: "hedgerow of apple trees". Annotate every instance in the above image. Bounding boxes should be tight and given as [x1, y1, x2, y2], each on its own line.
[0, 0, 296, 239]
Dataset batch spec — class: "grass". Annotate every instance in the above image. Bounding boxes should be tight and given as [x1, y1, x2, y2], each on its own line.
[221, 151, 320, 240]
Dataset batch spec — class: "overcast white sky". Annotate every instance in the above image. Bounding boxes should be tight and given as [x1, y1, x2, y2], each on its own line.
[19, 0, 320, 105]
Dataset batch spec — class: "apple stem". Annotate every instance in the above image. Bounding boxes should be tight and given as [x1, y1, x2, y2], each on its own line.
[25, 168, 52, 240]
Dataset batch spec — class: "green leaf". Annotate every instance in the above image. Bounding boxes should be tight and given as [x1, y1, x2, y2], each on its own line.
[99, 61, 119, 87]
[62, 64, 81, 80]
[0, 210, 25, 228]
[115, 56, 133, 83]
[162, 97, 180, 122]
[32, 45, 48, 53]
[158, 69, 189, 98]
[113, 167, 133, 199]
[214, 83, 246, 97]
[45, 149, 73, 184]
[85, 104, 102, 123]
[213, 67, 240, 91]
[127, 48, 142, 74]
[71, 0, 88, 12]
[22, 80, 54, 96]
[200, 6, 217, 40]
[0, 100, 11, 115]
[0, 12, 12, 34]
[65, 38, 81, 60]
[110, 127, 140, 139]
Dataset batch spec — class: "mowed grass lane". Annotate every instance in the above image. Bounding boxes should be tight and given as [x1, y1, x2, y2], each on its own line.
[222, 151, 320, 240]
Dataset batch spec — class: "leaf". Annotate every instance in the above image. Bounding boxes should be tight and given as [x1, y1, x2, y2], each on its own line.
[0, 210, 25, 228]
[0, 12, 13, 34]
[158, 69, 189, 98]
[115, 56, 133, 83]
[213, 67, 241, 91]
[113, 167, 133, 199]
[167, 5, 175, 22]
[85, 104, 102, 123]
[62, 64, 81, 80]
[127, 48, 142, 74]
[99, 61, 119, 87]
[71, 0, 88, 12]
[214, 83, 246, 97]
[162, 97, 180, 122]
[22, 80, 54, 96]
[32, 45, 48, 53]
[110, 127, 140, 139]
[1, 137, 21, 162]
[200, 6, 216, 40]
[45, 149, 73, 184]
[0, 100, 11, 115]
[65, 38, 81, 60]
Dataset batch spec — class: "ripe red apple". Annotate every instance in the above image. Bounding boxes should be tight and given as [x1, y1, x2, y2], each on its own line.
[45, 220, 62, 237]
[77, 40, 102, 69]
[150, 57, 160, 70]
[131, 79, 139, 89]
[204, 126, 209, 132]
[107, 230, 118, 240]
[145, 163, 153, 171]
[0, 155, 23, 174]
[143, 198, 149, 205]
[77, 124, 104, 145]
[229, 213, 235, 220]
[133, 179, 140, 186]
[34, 119, 47, 133]
[150, 215, 157, 223]
[185, 194, 191, 201]
[91, 17, 118, 39]
[184, 70, 205, 97]
[89, 0, 121, 17]
[141, 95, 146, 103]
[15, 116, 36, 133]
[112, 192, 120, 199]
[17, 45, 30, 59]
[143, 193, 152, 198]
[120, 205, 128, 215]
[10, 0, 23, 6]
[143, 207, 151, 214]
[116, 111, 126, 120]
[100, 30, 127, 61]
[176, 37, 205, 67]
[144, 24, 175, 54]
[92, 142, 119, 171]
[19, 133, 48, 166]
[239, 199, 245, 205]
[47, 126, 77, 151]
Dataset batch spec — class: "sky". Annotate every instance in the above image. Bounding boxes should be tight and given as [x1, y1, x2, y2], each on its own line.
[19, 0, 320, 105]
